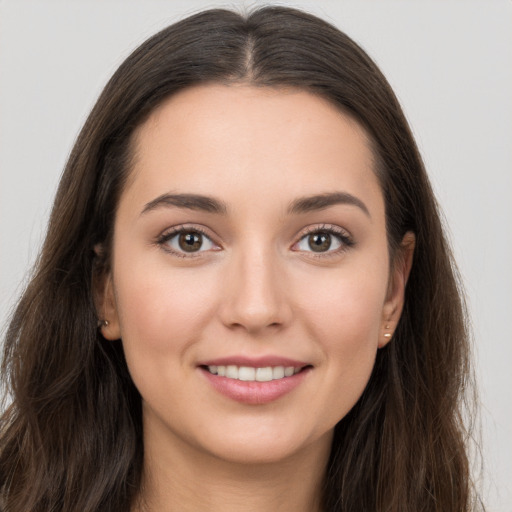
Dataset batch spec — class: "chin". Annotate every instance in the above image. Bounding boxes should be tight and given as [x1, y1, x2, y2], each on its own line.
[194, 424, 334, 467]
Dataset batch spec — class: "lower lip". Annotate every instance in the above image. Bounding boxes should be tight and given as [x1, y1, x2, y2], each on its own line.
[200, 367, 311, 405]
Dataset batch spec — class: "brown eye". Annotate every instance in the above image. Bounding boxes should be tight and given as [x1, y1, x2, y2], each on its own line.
[295, 228, 347, 255]
[308, 232, 332, 252]
[160, 228, 217, 256]
[158, 227, 220, 258]
[178, 231, 203, 252]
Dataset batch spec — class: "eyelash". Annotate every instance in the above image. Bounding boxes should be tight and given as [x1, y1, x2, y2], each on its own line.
[156, 225, 217, 259]
[155, 224, 354, 259]
[295, 224, 355, 258]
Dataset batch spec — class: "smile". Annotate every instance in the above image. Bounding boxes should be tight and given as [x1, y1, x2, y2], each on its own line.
[200, 360, 312, 404]
[206, 365, 302, 382]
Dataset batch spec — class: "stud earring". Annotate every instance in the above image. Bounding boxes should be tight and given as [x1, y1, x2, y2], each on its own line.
[384, 324, 392, 339]
[98, 319, 109, 328]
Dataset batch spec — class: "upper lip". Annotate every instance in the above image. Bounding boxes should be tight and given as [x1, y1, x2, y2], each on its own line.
[198, 356, 310, 368]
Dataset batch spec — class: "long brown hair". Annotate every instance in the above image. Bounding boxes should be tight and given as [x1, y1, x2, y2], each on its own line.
[0, 6, 481, 511]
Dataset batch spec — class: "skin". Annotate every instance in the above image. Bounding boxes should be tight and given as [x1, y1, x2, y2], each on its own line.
[97, 84, 414, 511]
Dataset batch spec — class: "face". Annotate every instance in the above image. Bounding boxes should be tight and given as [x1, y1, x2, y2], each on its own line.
[99, 84, 410, 466]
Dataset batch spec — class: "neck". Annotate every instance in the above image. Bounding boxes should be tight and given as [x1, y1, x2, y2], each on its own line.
[134, 417, 332, 512]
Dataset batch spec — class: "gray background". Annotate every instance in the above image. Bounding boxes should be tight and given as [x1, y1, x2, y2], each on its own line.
[1, 1, 511, 509]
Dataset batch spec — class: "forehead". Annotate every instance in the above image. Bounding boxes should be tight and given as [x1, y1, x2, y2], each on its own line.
[122, 84, 382, 218]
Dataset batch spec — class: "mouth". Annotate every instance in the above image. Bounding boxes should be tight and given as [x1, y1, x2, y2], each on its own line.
[201, 364, 308, 382]
[198, 360, 313, 405]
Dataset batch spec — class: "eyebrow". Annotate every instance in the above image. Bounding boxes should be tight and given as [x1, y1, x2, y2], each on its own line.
[140, 191, 370, 218]
[287, 192, 370, 217]
[141, 193, 228, 215]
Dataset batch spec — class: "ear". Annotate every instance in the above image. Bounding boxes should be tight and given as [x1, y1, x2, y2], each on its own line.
[93, 244, 121, 340]
[379, 232, 415, 348]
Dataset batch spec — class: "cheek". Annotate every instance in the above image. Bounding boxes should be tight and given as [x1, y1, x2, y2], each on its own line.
[293, 260, 388, 396]
[297, 262, 387, 341]
[113, 255, 220, 355]
[112, 256, 224, 407]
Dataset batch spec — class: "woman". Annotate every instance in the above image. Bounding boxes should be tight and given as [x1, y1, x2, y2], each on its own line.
[0, 6, 481, 511]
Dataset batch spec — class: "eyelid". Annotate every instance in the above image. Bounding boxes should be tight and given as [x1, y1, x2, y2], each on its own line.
[155, 223, 354, 259]
[291, 224, 355, 256]
[156, 224, 221, 257]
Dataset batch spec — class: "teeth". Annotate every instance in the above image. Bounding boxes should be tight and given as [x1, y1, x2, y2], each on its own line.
[256, 367, 273, 382]
[207, 365, 302, 381]
[226, 365, 238, 379]
[284, 367, 295, 377]
[273, 366, 285, 379]
[238, 367, 255, 381]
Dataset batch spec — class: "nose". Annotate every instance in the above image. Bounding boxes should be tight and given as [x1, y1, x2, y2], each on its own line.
[218, 245, 292, 335]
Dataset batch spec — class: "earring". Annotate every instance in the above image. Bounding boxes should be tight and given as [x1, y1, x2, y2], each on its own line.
[383, 324, 392, 339]
[98, 319, 109, 328]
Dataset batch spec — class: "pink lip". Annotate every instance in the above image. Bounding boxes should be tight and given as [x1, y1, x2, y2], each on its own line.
[199, 355, 308, 368]
[198, 356, 312, 405]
